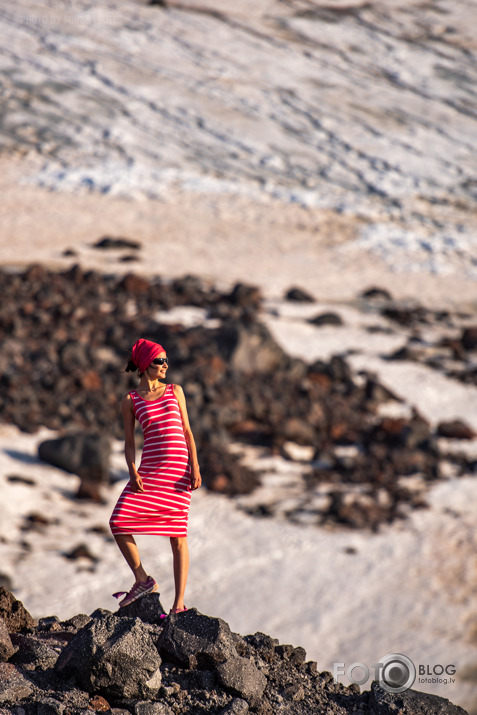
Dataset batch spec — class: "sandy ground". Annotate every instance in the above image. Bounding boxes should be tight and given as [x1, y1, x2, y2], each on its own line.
[1, 155, 476, 309]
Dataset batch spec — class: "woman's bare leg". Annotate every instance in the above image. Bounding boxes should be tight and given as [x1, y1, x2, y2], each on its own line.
[114, 534, 149, 583]
[170, 536, 189, 610]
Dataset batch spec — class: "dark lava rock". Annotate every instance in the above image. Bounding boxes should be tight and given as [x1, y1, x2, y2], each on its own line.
[157, 608, 236, 669]
[63, 544, 99, 563]
[437, 419, 475, 440]
[0, 617, 15, 661]
[38, 432, 111, 483]
[10, 633, 59, 670]
[38, 432, 111, 501]
[366, 678, 468, 714]
[115, 593, 166, 624]
[360, 287, 393, 300]
[92, 237, 141, 251]
[55, 609, 162, 699]
[0, 587, 36, 633]
[285, 286, 315, 302]
[0, 662, 33, 704]
[308, 312, 344, 327]
[216, 656, 267, 701]
[462, 327, 477, 351]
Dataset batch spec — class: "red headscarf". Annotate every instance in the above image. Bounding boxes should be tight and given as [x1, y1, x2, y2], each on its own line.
[131, 339, 166, 373]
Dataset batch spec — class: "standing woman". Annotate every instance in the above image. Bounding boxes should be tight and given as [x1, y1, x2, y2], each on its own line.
[109, 338, 201, 614]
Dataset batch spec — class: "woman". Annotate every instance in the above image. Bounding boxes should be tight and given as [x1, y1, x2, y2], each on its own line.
[109, 338, 202, 615]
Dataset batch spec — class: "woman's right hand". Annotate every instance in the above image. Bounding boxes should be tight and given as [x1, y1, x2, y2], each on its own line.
[129, 474, 145, 493]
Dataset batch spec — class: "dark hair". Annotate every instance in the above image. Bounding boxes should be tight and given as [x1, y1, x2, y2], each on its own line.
[124, 355, 142, 375]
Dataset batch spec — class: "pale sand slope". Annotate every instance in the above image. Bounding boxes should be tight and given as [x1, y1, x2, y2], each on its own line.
[1, 155, 476, 309]
[1, 424, 477, 712]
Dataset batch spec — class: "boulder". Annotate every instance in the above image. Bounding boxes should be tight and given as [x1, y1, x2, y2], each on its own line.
[38, 432, 111, 501]
[214, 321, 290, 374]
[216, 657, 267, 701]
[38, 432, 111, 482]
[55, 610, 162, 699]
[462, 327, 477, 351]
[308, 312, 344, 327]
[284, 287, 315, 302]
[157, 608, 237, 669]
[0, 588, 36, 633]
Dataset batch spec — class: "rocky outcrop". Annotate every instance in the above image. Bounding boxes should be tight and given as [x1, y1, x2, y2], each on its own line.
[0, 589, 468, 714]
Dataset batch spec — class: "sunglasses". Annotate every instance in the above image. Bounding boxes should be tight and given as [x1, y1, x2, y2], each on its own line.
[151, 357, 169, 366]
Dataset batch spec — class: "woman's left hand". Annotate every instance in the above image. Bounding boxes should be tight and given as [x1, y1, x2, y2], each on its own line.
[190, 467, 202, 491]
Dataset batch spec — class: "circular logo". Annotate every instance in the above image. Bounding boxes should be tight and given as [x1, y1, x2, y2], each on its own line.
[378, 653, 416, 693]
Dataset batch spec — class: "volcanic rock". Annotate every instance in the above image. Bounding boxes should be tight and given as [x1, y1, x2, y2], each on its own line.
[216, 657, 267, 701]
[55, 609, 162, 699]
[0, 587, 36, 633]
[0, 662, 33, 704]
[157, 608, 237, 669]
[0, 618, 15, 662]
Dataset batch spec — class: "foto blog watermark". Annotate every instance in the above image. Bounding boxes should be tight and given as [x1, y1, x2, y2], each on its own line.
[333, 653, 456, 693]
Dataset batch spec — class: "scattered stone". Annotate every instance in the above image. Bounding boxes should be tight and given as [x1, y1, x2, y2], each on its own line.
[89, 695, 111, 712]
[134, 703, 174, 715]
[284, 286, 315, 302]
[308, 312, 344, 327]
[219, 698, 249, 714]
[437, 420, 475, 440]
[61, 614, 92, 632]
[92, 237, 141, 251]
[0, 588, 36, 633]
[360, 287, 393, 301]
[63, 544, 99, 563]
[6, 475, 36, 486]
[38, 616, 62, 631]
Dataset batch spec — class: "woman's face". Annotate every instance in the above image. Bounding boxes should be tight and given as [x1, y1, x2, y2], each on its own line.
[146, 351, 168, 380]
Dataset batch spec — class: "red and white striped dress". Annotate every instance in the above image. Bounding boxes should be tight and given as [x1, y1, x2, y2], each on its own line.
[110, 383, 191, 537]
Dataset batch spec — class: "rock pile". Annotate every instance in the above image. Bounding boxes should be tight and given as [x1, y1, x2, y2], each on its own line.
[0, 265, 473, 529]
[0, 588, 468, 714]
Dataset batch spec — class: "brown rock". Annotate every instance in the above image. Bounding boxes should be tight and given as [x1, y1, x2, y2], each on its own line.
[0, 662, 33, 704]
[0, 618, 14, 662]
[0, 588, 36, 633]
[437, 419, 475, 440]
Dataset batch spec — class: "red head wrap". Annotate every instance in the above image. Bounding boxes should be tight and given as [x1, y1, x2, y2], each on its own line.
[131, 339, 166, 373]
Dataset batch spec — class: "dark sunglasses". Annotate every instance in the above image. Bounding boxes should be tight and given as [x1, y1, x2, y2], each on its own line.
[151, 357, 169, 366]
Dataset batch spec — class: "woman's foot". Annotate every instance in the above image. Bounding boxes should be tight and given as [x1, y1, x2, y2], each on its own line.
[113, 576, 159, 607]
[160, 605, 187, 619]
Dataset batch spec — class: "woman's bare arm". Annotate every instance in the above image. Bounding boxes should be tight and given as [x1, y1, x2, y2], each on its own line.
[173, 384, 202, 491]
[121, 393, 144, 493]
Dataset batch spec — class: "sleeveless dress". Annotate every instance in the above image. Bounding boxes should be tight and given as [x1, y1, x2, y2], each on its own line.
[109, 383, 192, 537]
